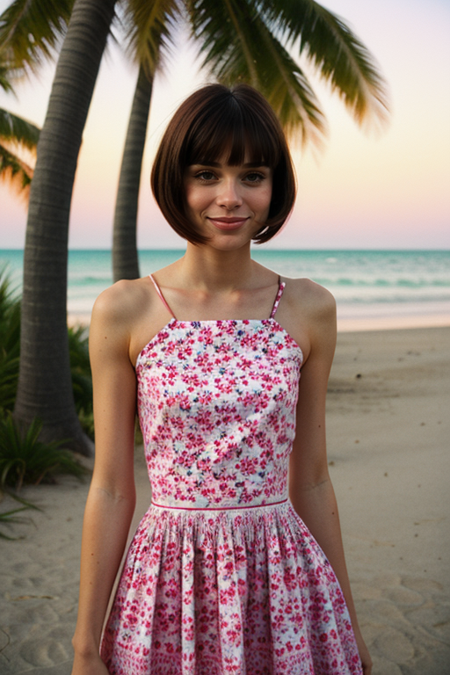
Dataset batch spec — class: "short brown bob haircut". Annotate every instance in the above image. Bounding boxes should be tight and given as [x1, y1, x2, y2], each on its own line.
[151, 84, 296, 245]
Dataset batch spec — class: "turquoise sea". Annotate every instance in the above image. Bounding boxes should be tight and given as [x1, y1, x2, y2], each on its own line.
[1, 249, 450, 330]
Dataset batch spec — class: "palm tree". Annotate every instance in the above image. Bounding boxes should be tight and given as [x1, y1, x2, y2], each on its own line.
[111, 1, 179, 281]
[0, 65, 40, 201]
[2, 0, 116, 455]
[112, 0, 388, 280]
[112, 64, 152, 281]
[2, 0, 387, 454]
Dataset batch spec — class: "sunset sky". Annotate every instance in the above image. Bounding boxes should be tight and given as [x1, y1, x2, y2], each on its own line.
[1, 0, 449, 250]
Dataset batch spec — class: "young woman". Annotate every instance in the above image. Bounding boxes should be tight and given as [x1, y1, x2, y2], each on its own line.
[72, 84, 371, 675]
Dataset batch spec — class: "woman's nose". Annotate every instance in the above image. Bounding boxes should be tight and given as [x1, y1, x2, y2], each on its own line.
[216, 179, 243, 209]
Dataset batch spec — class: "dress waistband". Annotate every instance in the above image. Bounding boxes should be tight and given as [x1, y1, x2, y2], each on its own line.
[151, 498, 288, 512]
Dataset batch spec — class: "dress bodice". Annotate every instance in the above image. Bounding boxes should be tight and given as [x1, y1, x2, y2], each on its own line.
[136, 278, 303, 509]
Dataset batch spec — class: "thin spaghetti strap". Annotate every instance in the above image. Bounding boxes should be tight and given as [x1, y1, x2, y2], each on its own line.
[149, 274, 176, 318]
[270, 278, 286, 319]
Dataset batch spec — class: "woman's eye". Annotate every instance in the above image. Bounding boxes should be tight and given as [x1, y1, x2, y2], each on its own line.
[244, 172, 265, 183]
[195, 171, 216, 181]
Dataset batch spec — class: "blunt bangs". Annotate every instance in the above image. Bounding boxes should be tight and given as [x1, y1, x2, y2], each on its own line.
[184, 97, 281, 170]
[151, 84, 296, 245]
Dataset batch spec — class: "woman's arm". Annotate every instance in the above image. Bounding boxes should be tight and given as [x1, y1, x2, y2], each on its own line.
[288, 284, 372, 675]
[72, 286, 138, 674]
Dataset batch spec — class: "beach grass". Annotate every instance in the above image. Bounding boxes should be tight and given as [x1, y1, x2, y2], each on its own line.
[0, 414, 88, 492]
[0, 268, 94, 438]
[0, 270, 92, 538]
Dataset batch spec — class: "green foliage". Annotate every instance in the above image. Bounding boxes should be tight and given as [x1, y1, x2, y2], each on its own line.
[0, 107, 40, 147]
[187, 0, 320, 141]
[0, 504, 33, 539]
[0, 63, 13, 92]
[68, 324, 92, 410]
[0, 142, 35, 199]
[0, 59, 40, 199]
[124, 0, 179, 75]
[0, 270, 20, 413]
[0, 273, 89, 535]
[186, 0, 388, 143]
[0, 490, 40, 539]
[76, 406, 95, 440]
[254, 0, 388, 126]
[0, 414, 87, 491]
[0, 0, 75, 76]
[0, 0, 387, 148]
[68, 324, 94, 438]
[0, 269, 94, 435]
[121, 0, 390, 146]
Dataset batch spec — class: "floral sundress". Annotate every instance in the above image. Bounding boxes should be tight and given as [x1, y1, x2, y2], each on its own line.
[100, 275, 362, 675]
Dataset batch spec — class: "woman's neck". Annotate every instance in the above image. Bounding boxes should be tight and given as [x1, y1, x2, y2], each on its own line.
[178, 242, 258, 292]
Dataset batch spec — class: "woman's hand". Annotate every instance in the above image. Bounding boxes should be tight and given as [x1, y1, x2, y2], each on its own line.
[72, 651, 110, 675]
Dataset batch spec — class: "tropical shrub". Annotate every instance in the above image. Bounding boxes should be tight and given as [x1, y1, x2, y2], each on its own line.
[0, 269, 20, 412]
[68, 323, 94, 438]
[0, 414, 87, 491]
[0, 271, 89, 537]
[0, 268, 94, 436]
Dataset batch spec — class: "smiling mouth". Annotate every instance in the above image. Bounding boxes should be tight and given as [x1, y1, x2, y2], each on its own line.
[208, 217, 249, 230]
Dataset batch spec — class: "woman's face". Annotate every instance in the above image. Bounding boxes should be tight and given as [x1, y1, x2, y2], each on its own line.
[183, 155, 273, 249]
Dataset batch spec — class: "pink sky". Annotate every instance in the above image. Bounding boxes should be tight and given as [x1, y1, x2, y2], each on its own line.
[1, 0, 449, 249]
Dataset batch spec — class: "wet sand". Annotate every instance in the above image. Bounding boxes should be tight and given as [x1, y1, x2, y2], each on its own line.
[1, 326, 449, 674]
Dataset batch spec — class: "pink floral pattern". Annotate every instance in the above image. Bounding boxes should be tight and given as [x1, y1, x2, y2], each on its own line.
[101, 302, 362, 674]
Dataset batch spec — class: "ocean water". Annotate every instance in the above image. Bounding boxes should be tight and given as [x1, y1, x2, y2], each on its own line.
[1, 249, 450, 330]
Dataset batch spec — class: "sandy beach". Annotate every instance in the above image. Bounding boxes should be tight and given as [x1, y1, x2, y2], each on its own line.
[1, 326, 449, 674]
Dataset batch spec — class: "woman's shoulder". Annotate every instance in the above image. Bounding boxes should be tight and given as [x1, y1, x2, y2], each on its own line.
[284, 277, 335, 318]
[279, 277, 336, 361]
[92, 277, 150, 326]
[91, 278, 157, 346]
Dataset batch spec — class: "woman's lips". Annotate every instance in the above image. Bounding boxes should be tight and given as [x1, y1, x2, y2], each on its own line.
[207, 217, 249, 231]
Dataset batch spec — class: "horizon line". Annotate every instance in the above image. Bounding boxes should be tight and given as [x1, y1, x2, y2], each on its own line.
[1, 247, 450, 253]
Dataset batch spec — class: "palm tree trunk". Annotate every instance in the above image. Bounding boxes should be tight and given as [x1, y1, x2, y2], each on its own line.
[13, 0, 117, 455]
[112, 64, 153, 282]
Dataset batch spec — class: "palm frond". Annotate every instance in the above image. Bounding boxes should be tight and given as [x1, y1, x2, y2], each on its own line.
[0, 108, 40, 150]
[0, 141, 34, 200]
[0, 267, 19, 323]
[0, 106, 39, 202]
[187, 0, 259, 83]
[255, 0, 388, 125]
[0, 350, 20, 412]
[0, 0, 74, 75]
[0, 270, 21, 413]
[122, 0, 181, 75]
[0, 63, 14, 92]
[186, 0, 325, 142]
